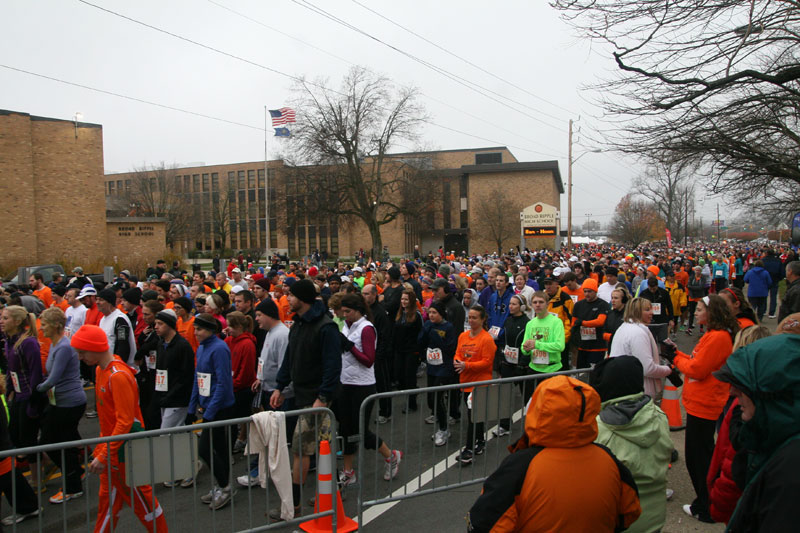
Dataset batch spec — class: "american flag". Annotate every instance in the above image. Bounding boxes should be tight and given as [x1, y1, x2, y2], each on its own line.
[269, 107, 296, 126]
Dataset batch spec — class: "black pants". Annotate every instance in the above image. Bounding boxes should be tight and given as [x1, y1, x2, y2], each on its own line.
[334, 384, 382, 456]
[687, 301, 698, 329]
[576, 349, 604, 369]
[395, 350, 419, 409]
[40, 403, 86, 494]
[714, 278, 728, 291]
[560, 348, 571, 371]
[198, 406, 235, 488]
[463, 392, 484, 448]
[374, 356, 393, 418]
[685, 414, 716, 520]
[0, 468, 38, 515]
[498, 363, 536, 431]
[749, 296, 767, 322]
[138, 369, 161, 431]
[426, 374, 460, 431]
[9, 399, 40, 462]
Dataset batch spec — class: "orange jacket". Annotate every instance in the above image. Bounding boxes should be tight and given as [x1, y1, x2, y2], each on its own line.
[33, 286, 53, 309]
[675, 329, 733, 420]
[177, 316, 199, 354]
[468, 376, 641, 532]
[454, 329, 495, 392]
[93, 357, 145, 466]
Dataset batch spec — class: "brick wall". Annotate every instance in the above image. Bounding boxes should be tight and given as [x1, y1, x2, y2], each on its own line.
[106, 219, 167, 262]
[0, 112, 37, 265]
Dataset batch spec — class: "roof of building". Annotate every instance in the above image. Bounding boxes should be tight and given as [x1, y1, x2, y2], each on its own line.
[460, 161, 564, 193]
[0, 109, 102, 128]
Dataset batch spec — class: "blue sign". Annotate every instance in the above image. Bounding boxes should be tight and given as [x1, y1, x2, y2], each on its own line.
[792, 212, 800, 245]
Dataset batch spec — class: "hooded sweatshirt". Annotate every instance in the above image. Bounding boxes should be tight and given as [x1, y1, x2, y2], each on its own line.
[468, 376, 641, 533]
[226, 331, 257, 392]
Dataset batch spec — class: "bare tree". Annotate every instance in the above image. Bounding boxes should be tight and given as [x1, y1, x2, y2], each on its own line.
[633, 161, 696, 242]
[125, 162, 192, 249]
[208, 186, 233, 250]
[608, 194, 662, 247]
[474, 189, 524, 254]
[281, 66, 431, 257]
[551, 0, 800, 216]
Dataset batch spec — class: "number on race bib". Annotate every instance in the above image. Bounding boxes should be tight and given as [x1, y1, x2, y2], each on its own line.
[155, 369, 168, 392]
[146, 350, 157, 370]
[9, 372, 20, 394]
[503, 345, 519, 365]
[426, 348, 443, 365]
[488, 326, 501, 340]
[580, 327, 596, 341]
[197, 372, 211, 397]
[651, 303, 662, 315]
[570, 295, 578, 303]
[257, 359, 264, 379]
[532, 350, 549, 366]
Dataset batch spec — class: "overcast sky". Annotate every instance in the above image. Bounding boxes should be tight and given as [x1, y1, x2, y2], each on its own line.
[2, 0, 729, 226]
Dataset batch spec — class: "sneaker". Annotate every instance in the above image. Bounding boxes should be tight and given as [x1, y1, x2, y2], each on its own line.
[237, 473, 260, 487]
[416, 362, 426, 378]
[682, 504, 714, 523]
[267, 504, 300, 522]
[1, 507, 41, 526]
[200, 487, 219, 504]
[163, 479, 181, 488]
[181, 461, 202, 487]
[492, 427, 510, 437]
[457, 448, 473, 465]
[49, 490, 83, 504]
[377, 415, 391, 425]
[474, 441, 485, 455]
[232, 439, 247, 455]
[85, 409, 98, 419]
[338, 469, 357, 488]
[685, 328, 693, 336]
[434, 429, 450, 447]
[424, 414, 436, 424]
[383, 450, 402, 481]
[448, 416, 460, 426]
[666, 488, 674, 500]
[769, 315, 776, 319]
[209, 485, 234, 510]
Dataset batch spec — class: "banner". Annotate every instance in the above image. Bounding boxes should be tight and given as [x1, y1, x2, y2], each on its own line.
[665, 228, 672, 247]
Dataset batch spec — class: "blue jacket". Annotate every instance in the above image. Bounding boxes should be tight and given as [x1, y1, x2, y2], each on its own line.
[711, 261, 729, 280]
[488, 288, 513, 341]
[417, 320, 457, 378]
[744, 267, 772, 298]
[762, 256, 784, 283]
[189, 334, 235, 421]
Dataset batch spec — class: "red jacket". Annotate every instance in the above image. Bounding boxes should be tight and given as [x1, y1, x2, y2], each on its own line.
[707, 398, 743, 524]
[225, 332, 256, 392]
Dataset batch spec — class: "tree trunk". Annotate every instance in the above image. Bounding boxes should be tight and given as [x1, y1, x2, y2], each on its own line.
[368, 220, 383, 261]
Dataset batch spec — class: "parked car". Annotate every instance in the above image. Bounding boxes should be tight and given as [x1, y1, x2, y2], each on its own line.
[4, 264, 66, 286]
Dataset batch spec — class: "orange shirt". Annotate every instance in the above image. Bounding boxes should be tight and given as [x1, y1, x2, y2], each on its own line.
[35, 319, 51, 376]
[562, 285, 584, 304]
[278, 295, 292, 326]
[54, 299, 69, 311]
[177, 316, 199, 354]
[93, 357, 145, 465]
[454, 329, 495, 392]
[33, 286, 53, 309]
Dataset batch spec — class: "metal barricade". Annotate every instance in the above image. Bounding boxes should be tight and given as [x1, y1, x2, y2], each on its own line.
[355, 368, 590, 529]
[0, 406, 336, 533]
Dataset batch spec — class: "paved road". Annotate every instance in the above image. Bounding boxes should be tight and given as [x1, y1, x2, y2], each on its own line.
[15, 316, 782, 532]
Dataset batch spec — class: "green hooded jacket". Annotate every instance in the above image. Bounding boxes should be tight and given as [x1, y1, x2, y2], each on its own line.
[595, 393, 672, 533]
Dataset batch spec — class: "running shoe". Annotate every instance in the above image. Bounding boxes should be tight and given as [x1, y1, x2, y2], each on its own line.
[209, 485, 235, 510]
[1, 507, 41, 526]
[492, 427, 510, 437]
[49, 490, 83, 504]
[338, 469, 357, 488]
[236, 473, 260, 487]
[383, 450, 402, 481]
[424, 415, 436, 424]
[433, 429, 450, 447]
[457, 448, 473, 465]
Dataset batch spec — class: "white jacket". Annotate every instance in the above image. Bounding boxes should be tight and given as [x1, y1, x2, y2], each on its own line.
[245, 411, 293, 520]
[340, 316, 376, 386]
[609, 321, 672, 398]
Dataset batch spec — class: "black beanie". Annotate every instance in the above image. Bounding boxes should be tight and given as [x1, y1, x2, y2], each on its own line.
[589, 356, 644, 402]
[387, 266, 401, 281]
[405, 262, 417, 276]
[429, 300, 447, 320]
[155, 309, 178, 330]
[173, 296, 192, 313]
[141, 289, 159, 303]
[290, 279, 317, 304]
[255, 298, 280, 320]
[98, 288, 116, 305]
[122, 287, 142, 306]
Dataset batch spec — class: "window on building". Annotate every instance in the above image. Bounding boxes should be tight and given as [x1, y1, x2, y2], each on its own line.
[238, 171, 245, 189]
[258, 169, 265, 188]
[211, 173, 219, 190]
[125, 180, 131, 194]
[248, 170, 255, 189]
[308, 225, 316, 254]
[108, 181, 114, 195]
[116, 180, 123, 193]
[248, 190, 255, 203]
[443, 179, 452, 229]
[193, 175, 200, 190]
[202, 174, 209, 192]
[184, 176, 190, 191]
[475, 152, 502, 165]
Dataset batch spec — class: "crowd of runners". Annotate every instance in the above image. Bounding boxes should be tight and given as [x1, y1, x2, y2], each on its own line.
[0, 241, 799, 531]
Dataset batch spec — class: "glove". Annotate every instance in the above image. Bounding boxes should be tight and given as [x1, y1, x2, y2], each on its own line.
[660, 339, 677, 363]
[666, 365, 683, 387]
[340, 333, 354, 352]
[184, 412, 197, 426]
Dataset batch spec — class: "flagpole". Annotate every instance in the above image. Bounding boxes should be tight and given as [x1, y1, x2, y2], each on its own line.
[264, 106, 270, 264]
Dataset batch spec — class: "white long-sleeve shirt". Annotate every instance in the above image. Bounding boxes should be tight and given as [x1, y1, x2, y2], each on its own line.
[609, 321, 672, 398]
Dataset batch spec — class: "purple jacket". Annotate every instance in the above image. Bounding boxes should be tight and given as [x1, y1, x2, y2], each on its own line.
[5, 335, 44, 417]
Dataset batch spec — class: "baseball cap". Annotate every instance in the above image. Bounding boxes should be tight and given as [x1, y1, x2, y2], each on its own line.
[78, 285, 97, 299]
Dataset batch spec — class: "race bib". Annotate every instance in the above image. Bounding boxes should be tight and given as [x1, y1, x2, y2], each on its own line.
[503, 345, 519, 365]
[715, 269, 724, 278]
[284, 320, 294, 328]
[569, 295, 578, 303]
[197, 372, 211, 397]
[47, 386, 56, 406]
[488, 326, 501, 340]
[532, 350, 550, 366]
[426, 348, 443, 365]
[580, 327, 596, 341]
[10, 372, 20, 393]
[155, 369, 168, 392]
[652, 303, 662, 315]
[146, 350, 157, 370]
[257, 359, 264, 379]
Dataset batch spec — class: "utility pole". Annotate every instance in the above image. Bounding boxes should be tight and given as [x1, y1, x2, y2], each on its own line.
[567, 119, 573, 249]
[585, 213, 593, 238]
[716, 203, 721, 244]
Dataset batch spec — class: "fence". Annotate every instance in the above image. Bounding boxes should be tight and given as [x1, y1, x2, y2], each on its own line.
[0, 406, 336, 533]
[355, 368, 590, 528]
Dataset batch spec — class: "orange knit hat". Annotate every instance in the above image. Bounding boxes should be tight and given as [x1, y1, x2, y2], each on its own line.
[581, 278, 599, 292]
[70, 325, 109, 352]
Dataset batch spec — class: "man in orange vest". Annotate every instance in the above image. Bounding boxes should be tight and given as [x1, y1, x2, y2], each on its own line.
[71, 325, 168, 533]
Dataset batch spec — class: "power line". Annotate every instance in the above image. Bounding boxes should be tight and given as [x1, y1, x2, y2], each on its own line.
[350, 0, 578, 117]
[291, 0, 567, 133]
[0, 63, 263, 131]
[73, 0, 566, 161]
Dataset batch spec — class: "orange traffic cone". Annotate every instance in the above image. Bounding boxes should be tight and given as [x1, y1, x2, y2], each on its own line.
[662, 385, 685, 431]
[300, 440, 358, 533]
